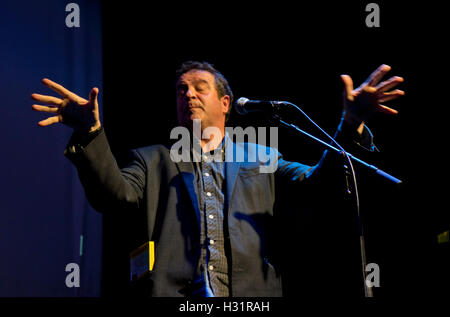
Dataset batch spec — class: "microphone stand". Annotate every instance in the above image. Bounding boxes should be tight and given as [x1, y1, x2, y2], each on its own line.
[267, 110, 402, 298]
[272, 116, 402, 184]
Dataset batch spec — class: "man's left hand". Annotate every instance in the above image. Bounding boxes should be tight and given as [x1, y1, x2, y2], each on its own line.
[341, 64, 405, 132]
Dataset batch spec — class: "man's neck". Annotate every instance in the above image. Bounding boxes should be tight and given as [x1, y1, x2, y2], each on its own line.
[188, 120, 225, 153]
[191, 129, 225, 153]
[199, 129, 225, 152]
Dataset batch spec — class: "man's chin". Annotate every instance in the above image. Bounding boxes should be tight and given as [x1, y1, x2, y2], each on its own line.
[180, 115, 202, 130]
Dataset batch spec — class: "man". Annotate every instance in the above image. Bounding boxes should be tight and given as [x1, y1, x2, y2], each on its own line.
[31, 61, 404, 297]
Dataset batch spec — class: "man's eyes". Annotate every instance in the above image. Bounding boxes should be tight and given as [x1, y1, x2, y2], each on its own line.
[196, 80, 212, 92]
[196, 83, 209, 92]
[176, 82, 209, 94]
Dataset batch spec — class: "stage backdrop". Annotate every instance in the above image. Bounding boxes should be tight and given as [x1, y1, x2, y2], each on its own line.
[0, 0, 103, 296]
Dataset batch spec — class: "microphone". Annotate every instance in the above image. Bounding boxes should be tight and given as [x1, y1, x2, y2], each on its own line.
[234, 97, 285, 115]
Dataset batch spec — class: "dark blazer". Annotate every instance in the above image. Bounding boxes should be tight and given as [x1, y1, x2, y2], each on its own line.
[65, 128, 346, 297]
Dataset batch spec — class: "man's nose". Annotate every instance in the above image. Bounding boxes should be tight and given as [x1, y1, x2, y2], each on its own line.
[185, 86, 196, 99]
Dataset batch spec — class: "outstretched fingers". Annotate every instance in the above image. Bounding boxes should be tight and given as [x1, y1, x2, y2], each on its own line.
[31, 93, 62, 106]
[41, 78, 84, 102]
[38, 115, 62, 127]
[367, 64, 392, 86]
[32, 104, 59, 113]
[32, 79, 101, 130]
[341, 74, 354, 98]
[376, 76, 404, 92]
[85, 87, 99, 107]
[378, 89, 405, 103]
[378, 105, 398, 115]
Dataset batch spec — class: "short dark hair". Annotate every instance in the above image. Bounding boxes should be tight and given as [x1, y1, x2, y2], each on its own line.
[176, 61, 233, 121]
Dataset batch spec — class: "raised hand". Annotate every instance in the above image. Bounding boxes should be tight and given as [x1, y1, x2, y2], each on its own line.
[340, 64, 405, 130]
[31, 78, 101, 133]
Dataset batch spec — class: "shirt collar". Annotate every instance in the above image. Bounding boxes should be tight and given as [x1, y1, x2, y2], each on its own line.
[192, 132, 229, 162]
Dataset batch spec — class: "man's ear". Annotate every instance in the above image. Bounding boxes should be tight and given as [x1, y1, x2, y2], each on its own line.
[221, 95, 230, 115]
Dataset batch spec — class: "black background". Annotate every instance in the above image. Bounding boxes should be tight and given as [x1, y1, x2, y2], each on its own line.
[99, 1, 449, 301]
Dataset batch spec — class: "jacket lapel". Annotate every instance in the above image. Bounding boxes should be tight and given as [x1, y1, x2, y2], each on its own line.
[175, 160, 202, 227]
[224, 139, 241, 215]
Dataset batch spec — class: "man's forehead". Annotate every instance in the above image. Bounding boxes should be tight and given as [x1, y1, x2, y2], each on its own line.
[178, 69, 215, 83]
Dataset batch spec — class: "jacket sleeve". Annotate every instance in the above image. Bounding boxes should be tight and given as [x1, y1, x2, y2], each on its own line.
[64, 127, 146, 213]
[276, 118, 377, 189]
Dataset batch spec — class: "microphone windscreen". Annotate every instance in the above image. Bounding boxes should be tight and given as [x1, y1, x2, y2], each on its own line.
[234, 97, 249, 115]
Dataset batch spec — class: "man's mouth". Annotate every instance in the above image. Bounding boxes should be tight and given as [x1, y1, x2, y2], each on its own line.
[186, 104, 203, 111]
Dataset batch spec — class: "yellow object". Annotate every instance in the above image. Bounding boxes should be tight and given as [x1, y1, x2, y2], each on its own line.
[437, 230, 449, 244]
[130, 241, 155, 280]
[149, 241, 155, 270]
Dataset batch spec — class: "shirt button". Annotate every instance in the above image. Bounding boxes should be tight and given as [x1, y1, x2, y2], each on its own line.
[204, 172, 210, 177]
[208, 214, 214, 219]
[206, 192, 212, 197]
[209, 265, 214, 271]
[210, 239, 215, 245]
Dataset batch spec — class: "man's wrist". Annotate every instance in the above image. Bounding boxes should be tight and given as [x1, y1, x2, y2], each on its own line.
[342, 111, 364, 135]
[337, 113, 378, 152]
[70, 125, 103, 149]
[88, 123, 102, 134]
[73, 122, 102, 134]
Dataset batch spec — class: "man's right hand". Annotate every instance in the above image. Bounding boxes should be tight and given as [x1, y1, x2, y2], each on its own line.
[31, 78, 101, 133]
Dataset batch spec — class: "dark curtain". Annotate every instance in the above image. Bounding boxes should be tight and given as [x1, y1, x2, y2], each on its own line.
[0, 0, 103, 296]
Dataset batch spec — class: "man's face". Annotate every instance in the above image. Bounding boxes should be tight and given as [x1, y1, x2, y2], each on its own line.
[176, 70, 229, 131]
